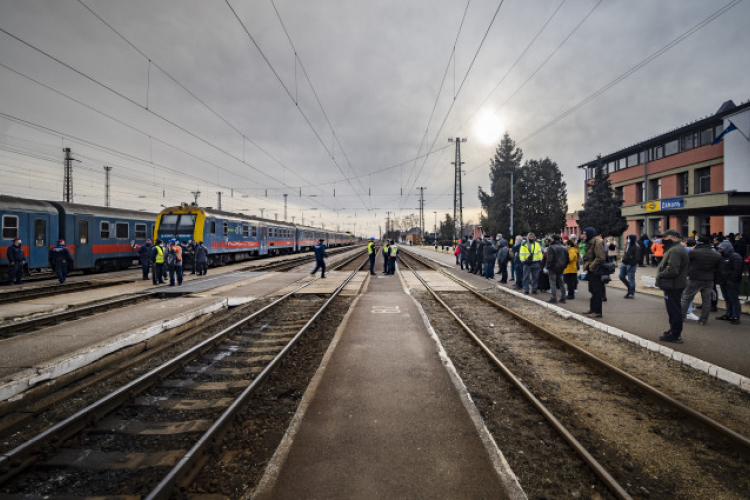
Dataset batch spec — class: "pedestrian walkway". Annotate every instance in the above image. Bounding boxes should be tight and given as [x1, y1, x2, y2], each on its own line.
[252, 273, 524, 500]
[407, 246, 750, 380]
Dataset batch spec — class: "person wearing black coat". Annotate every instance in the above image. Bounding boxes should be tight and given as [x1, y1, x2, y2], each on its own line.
[717, 240, 742, 324]
[619, 234, 641, 298]
[680, 236, 722, 325]
[482, 236, 498, 279]
[469, 236, 479, 274]
[496, 239, 510, 283]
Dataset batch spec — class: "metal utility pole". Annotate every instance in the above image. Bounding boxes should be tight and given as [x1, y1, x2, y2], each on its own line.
[191, 190, 201, 205]
[260, 208, 265, 218]
[449, 138, 466, 241]
[103, 166, 112, 207]
[283, 194, 288, 221]
[385, 211, 393, 238]
[63, 148, 74, 202]
[433, 211, 437, 241]
[417, 187, 426, 244]
[217, 192, 222, 210]
[507, 170, 514, 238]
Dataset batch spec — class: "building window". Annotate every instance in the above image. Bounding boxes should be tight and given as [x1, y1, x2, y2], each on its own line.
[649, 178, 661, 200]
[680, 217, 689, 239]
[2, 215, 19, 240]
[665, 140, 679, 156]
[653, 145, 663, 160]
[635, 182, 644, 203]
[699, 216, 711, 237]
[681, 134, 695, 152]
[614, 186, 624, 202]
[650, 219, 662, 237]
[715, 124, 723, 139]
[639, 151, 647, 164]
[696, 167, 711, 194]
[627, 153, 638, 168]
[680, 172, 689, 196]
[135, 223, 147, 239]
[100, 221, 111, 239]
[115, 222, 129, 239]
[700, 128, 713, 146]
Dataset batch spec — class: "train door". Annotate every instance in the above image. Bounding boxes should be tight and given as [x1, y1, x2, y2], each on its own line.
[30, 217, 50, 269]
[74, 216, 93, 268]
[260, 225, 267, 255]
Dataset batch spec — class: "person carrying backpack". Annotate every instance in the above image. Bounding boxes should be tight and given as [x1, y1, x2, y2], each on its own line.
[166, 239, 183, 286]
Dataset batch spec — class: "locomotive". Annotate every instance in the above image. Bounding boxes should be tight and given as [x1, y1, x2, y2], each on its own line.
[1, 195, 155, 279]
[154, 204, 354, 266]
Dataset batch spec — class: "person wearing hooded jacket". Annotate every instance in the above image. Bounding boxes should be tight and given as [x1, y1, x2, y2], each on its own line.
[656, 229, 689, 343]
[619, 234, 641, 298]
[581, 227, 606, 317]
[482, 235, 498, 279]
[717, 239, 742, 324]
[680, 235, 721, 325]
[546, 234, 567, 303]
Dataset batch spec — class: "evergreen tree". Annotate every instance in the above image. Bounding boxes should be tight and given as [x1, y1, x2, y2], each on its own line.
[578, 157, 628, 237]
[515, 158, 568, 235]
[478, 132, 523, 236]
[438, 214, 456, 242]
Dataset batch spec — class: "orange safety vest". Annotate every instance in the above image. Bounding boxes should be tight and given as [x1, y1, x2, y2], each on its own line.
[652, 242, 664, 258]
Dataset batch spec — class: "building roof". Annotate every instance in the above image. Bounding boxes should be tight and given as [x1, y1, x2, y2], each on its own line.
[576, 98, 750, 169]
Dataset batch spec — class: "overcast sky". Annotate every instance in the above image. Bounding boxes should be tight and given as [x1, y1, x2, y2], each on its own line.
[1, 0, 749, 237]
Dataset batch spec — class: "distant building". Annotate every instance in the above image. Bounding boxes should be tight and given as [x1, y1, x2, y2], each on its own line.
[564, 211, 581, 238]
[402, 227, 422, 246]
[577, 99, 750, 237]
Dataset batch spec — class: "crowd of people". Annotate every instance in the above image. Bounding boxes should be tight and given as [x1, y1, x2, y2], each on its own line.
[136, 239, 208, 286]
[446, 228, 748, 344]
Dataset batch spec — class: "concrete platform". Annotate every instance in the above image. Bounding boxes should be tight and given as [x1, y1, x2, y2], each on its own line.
[252, 270, 525, 499]
[407, 246, 750, 382]
[0, 296, 226, 402]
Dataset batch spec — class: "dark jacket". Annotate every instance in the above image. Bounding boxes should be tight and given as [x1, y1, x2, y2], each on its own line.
[482, 240, 498, 261]
[6, 244, 25, 264]
[718, 240, 743, 285]
[686, 243, 722, 282]
[195, 245, 208, 263]
[496, 241, 509, 264]
[137, 243, 151, 261]
[49, 244, 74, 267]
[314, 243, 328, 260]
[546, 241, 567, 273]
[656, 240, 689, 289]
[469, 239, 479, 259]
[582, 229, 605, 273]
[622, 235, 641, 266]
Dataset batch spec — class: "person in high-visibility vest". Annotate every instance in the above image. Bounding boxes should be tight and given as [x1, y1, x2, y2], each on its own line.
[150, 239, 165, 285]
[519, 232, 543, 294]
[387, 240, 398, 275]
[382, 241, 390, 274]
[367, 237, 376, 275]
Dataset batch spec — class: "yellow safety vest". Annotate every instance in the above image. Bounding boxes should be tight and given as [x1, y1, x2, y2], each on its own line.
[155, 245, 164, 264]
[383, 244, 389, 255]
[368, 242, 375, 255]
[390, 245, 398, 256]
[519, 242, 542, 262]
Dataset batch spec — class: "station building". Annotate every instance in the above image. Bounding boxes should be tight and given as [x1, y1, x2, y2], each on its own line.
[577, 99, 750, 238]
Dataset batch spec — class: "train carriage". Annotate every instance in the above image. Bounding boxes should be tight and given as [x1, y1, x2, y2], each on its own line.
[49, 202, 155, 272]
[0, 196, 58, 273]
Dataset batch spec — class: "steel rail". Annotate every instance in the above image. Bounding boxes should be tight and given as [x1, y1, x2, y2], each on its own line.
[145, 253, 368, 499]
[0, 279, 128, 304]
[399, 253, 633, 500]
[403, 249, 750, 454]
[0, 249, 366, 485]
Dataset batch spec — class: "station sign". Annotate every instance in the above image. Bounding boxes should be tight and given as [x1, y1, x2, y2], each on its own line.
[644, 197, 684, 212]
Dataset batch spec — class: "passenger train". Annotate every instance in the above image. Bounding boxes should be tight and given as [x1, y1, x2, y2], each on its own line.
[154, 204, 354, 266]
[0, 195, 155, 278]
[1, 195, 355, 280]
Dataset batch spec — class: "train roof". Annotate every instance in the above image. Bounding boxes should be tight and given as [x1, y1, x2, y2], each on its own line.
[50, 201, 157, 220]
[0, 195, 57, 214]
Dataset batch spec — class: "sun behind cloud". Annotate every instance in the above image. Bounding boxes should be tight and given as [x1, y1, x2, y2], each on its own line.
[473, 109, 506, 146]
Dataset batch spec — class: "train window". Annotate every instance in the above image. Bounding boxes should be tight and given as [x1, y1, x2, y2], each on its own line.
[176, 214, 196, 234]
[115, 222, 129, 239]
[160, 215, 178, 234]
[2, 215, 19, 240]
[79, 220, 88, 245]
[135, 223, 147, 239]
[100, 221, 111, 239]
[242, 225, 249, 237]
[34, 219, 46, 247]
[223, 222, 228, 237]
[251, 226, 257, 237]
[210, 220, 216, 234]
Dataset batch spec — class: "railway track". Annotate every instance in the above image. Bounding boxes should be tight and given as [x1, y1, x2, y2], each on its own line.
[0, 279, 131, 304]
[399, 250, 750, 500]
[0, 250, 368, 498]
